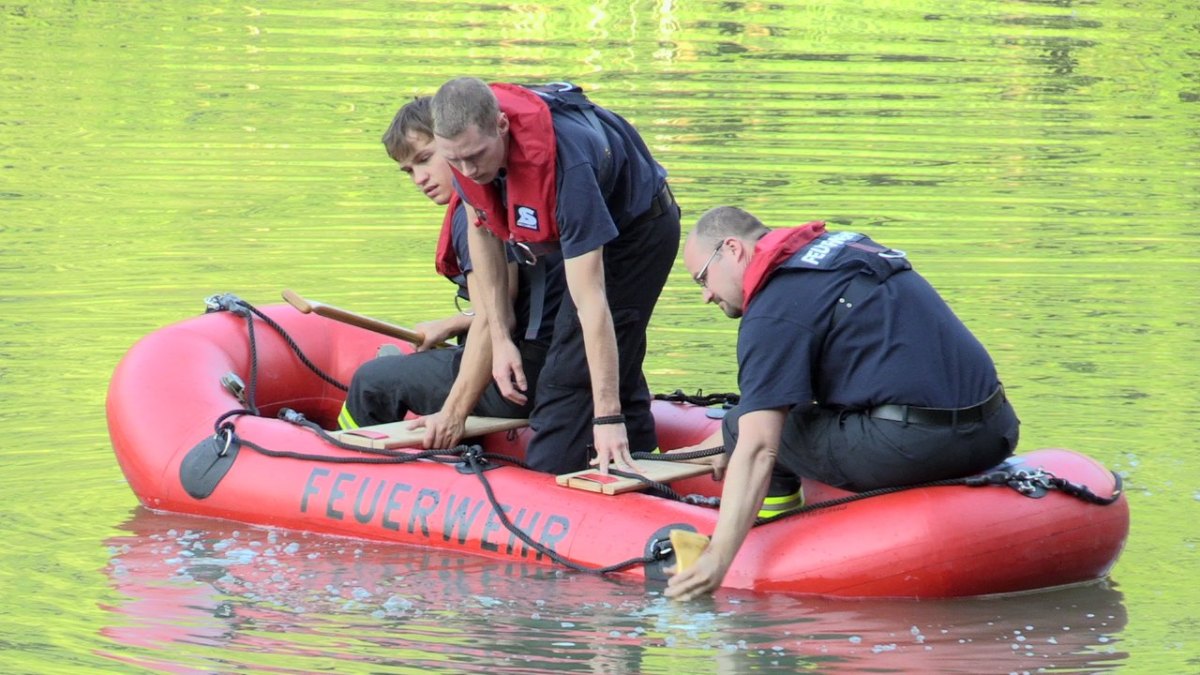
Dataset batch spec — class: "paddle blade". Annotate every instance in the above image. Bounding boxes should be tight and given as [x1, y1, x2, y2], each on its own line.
[281, 289, 314, 313]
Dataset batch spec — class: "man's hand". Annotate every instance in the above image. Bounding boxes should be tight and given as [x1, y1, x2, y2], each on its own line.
[664, 545, 733, 601]
[590, 422, 640, 475]
[491, 338, 528, 405]
[413, 316, 467, 352]
[665, 409, 787, 601]
[408, 409, 467, 449]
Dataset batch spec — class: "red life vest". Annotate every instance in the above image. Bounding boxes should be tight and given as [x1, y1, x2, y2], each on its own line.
[449, 83, 560, 245]
[741, 221, 827, 308]
[434, 194, 464, 279]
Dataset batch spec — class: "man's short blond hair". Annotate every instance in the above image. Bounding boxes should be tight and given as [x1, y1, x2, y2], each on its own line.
[431, 77, 501, 139]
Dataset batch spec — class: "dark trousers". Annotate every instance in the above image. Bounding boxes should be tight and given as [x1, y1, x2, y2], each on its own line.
[721, 399, 1020, 493]
[524, 202, 681, 474]
[342, 340, 549, 427]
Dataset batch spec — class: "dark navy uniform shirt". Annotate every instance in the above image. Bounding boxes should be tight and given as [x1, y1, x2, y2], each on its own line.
[736, 248, 1001, 415]
[547, 101, 668, 259]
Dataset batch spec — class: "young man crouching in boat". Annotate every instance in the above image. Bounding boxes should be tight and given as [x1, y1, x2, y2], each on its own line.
[338, 97, 564, 449]
[665, 206, 1019, 600]
[432, 78, 680, 476]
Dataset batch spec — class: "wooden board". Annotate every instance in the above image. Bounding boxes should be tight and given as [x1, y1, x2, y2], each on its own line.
[331, 416, 529, 450]
[555, 459, 714, 495]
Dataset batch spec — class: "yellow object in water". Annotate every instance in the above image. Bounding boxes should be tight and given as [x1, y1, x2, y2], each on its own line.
[669, 529, 710, 572]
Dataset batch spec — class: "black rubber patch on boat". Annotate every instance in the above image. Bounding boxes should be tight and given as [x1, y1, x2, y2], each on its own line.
[179, 431, 241, 499]
[643, 523, 698, 583]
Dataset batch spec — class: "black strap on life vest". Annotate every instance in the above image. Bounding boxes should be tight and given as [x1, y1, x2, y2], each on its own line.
[523, 259, 547, 341]
[526, 82, 613, 184]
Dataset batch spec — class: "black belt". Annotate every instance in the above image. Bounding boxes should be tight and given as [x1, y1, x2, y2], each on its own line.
[638, 183, 676, 222]
[867, 385, 1006, 426]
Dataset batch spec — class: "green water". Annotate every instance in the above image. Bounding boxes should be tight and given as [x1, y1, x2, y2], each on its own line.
[2, 1, 1197, 672]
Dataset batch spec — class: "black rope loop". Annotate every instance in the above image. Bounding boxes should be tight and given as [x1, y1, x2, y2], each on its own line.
[1049, 472, 1123, 506]
[757, 467, 1124, 527]
[607, 467, 684, 502]
[204, 293, 348, 394]
[242, 301, 348, 393]
[462, 449, 660, 574]
[653, 389, 740, 408]
[244, 311, 261, 415]
[213, 409, 256, 435]
[754, 477, 973, 526]
[240, 436, 435, 464]
[631, 445, 724, 463]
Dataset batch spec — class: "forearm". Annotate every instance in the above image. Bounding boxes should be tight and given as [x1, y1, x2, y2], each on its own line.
[707, 410, 784, 568]
[441, 312, 494, 417]
[419, 314, 472, 344]
[564, 250, 621, 416]
[578, 301, 621, 416]
[708, 444, 774, 564]
[692, 428, 724, 451]
[443, 313, 473, 336]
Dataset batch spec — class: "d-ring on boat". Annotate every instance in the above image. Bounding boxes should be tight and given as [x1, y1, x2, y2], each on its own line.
[105, 295, 1129, 598]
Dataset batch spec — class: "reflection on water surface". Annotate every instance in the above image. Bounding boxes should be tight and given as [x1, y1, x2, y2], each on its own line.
[1, 0, 1197, 671]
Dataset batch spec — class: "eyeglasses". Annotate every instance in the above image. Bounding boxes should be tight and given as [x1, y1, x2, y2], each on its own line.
[694, 239, 724, 289]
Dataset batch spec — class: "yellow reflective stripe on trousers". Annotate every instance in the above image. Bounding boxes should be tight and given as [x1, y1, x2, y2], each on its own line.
[337, 404, 359, 430]
[757, 489, 804, 518]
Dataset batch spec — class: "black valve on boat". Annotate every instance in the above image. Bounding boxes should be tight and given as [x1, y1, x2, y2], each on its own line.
[681, 494, 721, 508]
[278, 408, 307, 425]
[220, 371, 247, 405]
[453, 444, 490, 474]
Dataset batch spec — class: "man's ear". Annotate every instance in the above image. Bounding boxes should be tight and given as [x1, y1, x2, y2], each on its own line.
[730, 237, 751, 262]
[496, 112, 510, 137]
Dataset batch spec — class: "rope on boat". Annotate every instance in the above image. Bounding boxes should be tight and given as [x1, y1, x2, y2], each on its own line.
[461, 448, 666, 574]
[595, 446, 727, 505]
[653, 389, 739, 408]
[963, 467, 1123, 506]
[752, 466, 1124, 527]
[205, 405, 664, 574]
[200, 292, 1123, 577]
[206, 293, 348, 394]
[227, 410, 665, 573]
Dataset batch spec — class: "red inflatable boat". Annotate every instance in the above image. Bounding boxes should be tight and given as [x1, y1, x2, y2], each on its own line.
[106, 297, 1129, 598]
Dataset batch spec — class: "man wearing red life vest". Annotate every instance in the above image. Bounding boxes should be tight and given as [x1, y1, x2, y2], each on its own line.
[339, 97, 564, 448]
[665, 206, 1019, 599]
[431, 78, 680, 475]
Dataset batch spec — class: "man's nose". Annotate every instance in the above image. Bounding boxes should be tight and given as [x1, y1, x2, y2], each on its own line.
[702, 288, 716, 304]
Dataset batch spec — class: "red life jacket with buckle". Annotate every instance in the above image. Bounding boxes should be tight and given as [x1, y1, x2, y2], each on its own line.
[434, 194, 464, 279]
[449, 83, 560, 245]
[741, 221, 827, 308]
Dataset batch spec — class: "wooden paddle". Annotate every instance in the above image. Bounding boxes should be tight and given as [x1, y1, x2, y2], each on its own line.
[281, 289, 450, 348]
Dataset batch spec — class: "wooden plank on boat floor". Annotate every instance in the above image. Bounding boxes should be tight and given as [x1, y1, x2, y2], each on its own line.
[556, 459, 714, 495]
[331, 416, 528, 450]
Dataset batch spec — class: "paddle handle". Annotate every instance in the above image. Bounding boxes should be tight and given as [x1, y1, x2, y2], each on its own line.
[281, 289, 439, 347]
